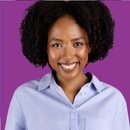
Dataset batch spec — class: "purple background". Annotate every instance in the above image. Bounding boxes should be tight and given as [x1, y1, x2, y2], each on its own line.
[0, 3, 1, 129]
[0, 0, 1, 118]
[1, 1, 130, 130]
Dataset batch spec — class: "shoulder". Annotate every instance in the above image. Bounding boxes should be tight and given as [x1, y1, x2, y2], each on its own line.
[14, 72, 52, 98]
[14, 78, 41, 97]
[100, 81, 127, 107]
[89, 72, 127, 108]
[100, 81, 125, 98]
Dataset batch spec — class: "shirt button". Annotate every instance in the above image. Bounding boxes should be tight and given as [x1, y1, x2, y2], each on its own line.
[72, 109, 75, 112]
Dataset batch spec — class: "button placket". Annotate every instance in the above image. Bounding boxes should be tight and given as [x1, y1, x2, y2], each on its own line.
[71, 108, 78, 130]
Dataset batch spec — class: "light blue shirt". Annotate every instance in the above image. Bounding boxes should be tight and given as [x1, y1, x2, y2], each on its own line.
[5, 72, 130, 130]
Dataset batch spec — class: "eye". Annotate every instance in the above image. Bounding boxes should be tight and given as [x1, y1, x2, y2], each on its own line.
[74, 42, 83, 46]
[52, 43, 62, 47]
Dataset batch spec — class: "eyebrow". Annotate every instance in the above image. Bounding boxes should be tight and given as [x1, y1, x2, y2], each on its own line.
[49, 37, 85, 43]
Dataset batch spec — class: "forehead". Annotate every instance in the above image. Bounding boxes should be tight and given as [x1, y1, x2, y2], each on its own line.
[48, 15, 88, 39]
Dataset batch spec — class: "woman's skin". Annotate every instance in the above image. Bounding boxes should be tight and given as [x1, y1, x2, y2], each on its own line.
[47, 15, 92, 104]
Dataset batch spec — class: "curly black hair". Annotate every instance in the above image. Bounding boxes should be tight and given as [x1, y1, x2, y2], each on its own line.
[19, 1, 115, 69]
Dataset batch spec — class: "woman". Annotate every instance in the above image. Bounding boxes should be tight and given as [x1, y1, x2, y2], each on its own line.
[5, 1, 130, 130]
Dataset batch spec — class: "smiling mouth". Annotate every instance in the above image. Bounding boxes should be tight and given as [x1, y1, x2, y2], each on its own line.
[59, 62, 79, 72]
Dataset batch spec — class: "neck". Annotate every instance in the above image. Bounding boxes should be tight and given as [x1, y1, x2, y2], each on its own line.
[53, 70, 90, 98]
[52, 70, 91, 104]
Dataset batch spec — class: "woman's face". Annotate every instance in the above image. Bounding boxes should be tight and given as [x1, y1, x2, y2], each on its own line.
[47, 15, 91, 81]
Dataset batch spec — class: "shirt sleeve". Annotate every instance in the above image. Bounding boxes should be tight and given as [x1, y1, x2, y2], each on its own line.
[5, 92, 27, 130]
[114, 106, 130, 130]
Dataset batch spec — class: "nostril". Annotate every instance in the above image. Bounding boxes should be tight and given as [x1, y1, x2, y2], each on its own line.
[61, 55, 74, 60]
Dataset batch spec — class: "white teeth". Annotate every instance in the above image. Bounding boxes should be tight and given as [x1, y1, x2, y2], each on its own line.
[61, 63, 76, 69]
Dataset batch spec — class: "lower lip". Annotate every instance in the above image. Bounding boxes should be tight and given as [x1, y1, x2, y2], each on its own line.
[59, 63, 78, 73]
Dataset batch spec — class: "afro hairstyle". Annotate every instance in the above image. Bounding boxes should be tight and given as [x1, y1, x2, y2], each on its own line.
[19, 1, 115, 69]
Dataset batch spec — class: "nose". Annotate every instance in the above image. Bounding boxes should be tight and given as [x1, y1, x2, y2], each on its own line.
[61, 45, 74, 60]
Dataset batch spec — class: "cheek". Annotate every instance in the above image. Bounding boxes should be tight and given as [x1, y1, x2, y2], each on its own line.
[48, 49, 60, 62]
[78, 48, 88, 59]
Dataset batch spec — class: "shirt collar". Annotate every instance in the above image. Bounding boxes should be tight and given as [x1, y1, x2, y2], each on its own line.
[84, 72, 101, 93]
[38, 72, 52, 91]
[38, 72, 102, 93]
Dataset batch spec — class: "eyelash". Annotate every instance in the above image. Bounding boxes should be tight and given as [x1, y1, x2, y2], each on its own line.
[52, 43, 62, 47]
[74, 42, 83, 46]
[52, 42, 83, 47]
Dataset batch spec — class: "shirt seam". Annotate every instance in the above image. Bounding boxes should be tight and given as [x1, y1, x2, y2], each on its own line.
[113, 105, 127, 130]
[14, 92, 28, 130]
